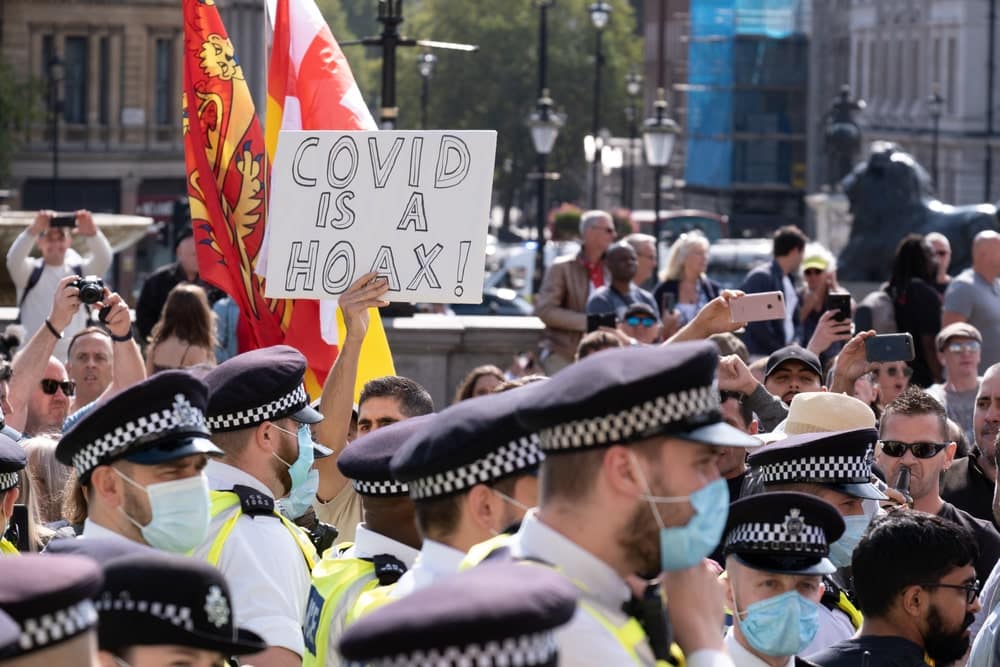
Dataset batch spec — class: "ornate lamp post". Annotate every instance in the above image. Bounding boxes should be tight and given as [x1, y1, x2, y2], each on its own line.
[624, 70, 642, 209]
[47, 56, 64, 209]
[643, 90, 679, 246]
[587, 1, 611, 209]
[417, 51, 436, 129]
[527, 89, 563, 296]
[928, 84, 945, 188]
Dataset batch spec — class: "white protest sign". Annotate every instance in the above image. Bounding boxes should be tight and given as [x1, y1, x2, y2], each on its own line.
[264, 130, 498, 304]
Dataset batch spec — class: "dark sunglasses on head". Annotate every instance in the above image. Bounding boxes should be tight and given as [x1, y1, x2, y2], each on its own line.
[879, 440, 948, 458]
[40, 378, 76, 397]
[625, 316, 657, 328]
[874, 365, 913, 379]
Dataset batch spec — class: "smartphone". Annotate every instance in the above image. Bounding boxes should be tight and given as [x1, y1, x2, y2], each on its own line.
[50, 214, 77, 228]
[661, 293, 677, 313]
[865, 333, 916, 363]
[587, 312, 617, 332]
[825, 293, 852, 322]
[729, 291, 786, 323]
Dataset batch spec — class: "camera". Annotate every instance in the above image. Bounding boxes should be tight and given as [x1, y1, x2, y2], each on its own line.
[72, 276, 105, 305]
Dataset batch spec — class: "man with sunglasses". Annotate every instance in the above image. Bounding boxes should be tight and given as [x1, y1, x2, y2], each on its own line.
[810, 510, 981, 667]
[875, 388, 1000, 586]
[619, 303, 663, 345]
[928, 323, 983, 449]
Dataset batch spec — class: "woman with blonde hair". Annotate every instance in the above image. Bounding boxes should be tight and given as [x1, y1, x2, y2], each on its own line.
[652, 231, 720, 328]
[145, 283, 217, 374]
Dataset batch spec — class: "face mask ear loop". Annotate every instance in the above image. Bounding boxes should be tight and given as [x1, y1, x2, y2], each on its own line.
[630, 453, 669, 532]
[111, 467, 148, 532]
[493, 488, 530, 513]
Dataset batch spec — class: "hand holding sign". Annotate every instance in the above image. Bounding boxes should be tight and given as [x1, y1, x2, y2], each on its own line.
[264, 130, 498, 305]
[340, 272, 390, 344]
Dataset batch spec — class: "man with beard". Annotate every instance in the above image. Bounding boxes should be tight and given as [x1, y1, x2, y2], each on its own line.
[54, 370, 222, 550]
[810, 510, 981, 667]
[941, 362, 1000, 528]
[875, 388, 1000, 587]
[763, 346, 824, 407]
[509, 341, 759, 666]
[197, 346, 331, 667]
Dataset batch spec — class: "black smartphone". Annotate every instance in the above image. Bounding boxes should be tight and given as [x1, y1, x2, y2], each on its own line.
[865, 333, 916, 363]
[50, 214, 77, 228]
[586, 312, 617, 332]
[825, 293, 852, 322]
[661, 293, 677, 313]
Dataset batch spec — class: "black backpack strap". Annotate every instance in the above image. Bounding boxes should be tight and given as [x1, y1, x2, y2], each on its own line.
[371, 554, 408, 586]
[229, 485, 276, 517]
[18, 261, 46, 308]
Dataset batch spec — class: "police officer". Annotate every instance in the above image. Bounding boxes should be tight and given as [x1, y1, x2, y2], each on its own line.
[747, 428, 887, 655]
[304, 416, 428, 667]
[384, 388, 544, 598]
[0, 554, 103, 666]
[338, 562, 578, 667]
[54, 370, 222, 552]
[196, 346, 328, 665]
[95, 551, 266, 666]
[721, 492, 845, 666]
[509, 341, 759, 666]
[0, 433, 26, 555]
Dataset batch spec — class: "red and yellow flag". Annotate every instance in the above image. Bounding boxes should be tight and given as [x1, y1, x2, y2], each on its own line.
[266, 0, 395, 398]
[182, 0, 287, 352]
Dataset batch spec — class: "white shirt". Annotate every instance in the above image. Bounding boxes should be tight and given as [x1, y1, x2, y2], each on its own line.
[81, 518, 141, 545]
[193, 460, 311, 656]
[337, 523, 420, 565]
[389, 539, 465, 599]
[508, 510, 733, 667]
[725, 630, 794, 667]
[6, 229, 113, 361]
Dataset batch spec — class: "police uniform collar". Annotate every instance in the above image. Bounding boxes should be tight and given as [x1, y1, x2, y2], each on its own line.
[352, 524, 420, 567]
[725, 630, 795, 667]
[414, 539, 465, 576]
[512, 510, 630, 610]
[205, 460, 274, 499]
[81, 519, 144, 545]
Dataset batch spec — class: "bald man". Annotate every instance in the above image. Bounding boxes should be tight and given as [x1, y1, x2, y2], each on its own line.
[943, 231, 1000, 373]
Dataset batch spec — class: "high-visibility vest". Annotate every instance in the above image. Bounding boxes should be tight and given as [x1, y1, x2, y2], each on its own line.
[204, 488, 317, 570]
[821, 576, 863, 630]
[302, 544, 408, 667]
[0, 538, 18, 556]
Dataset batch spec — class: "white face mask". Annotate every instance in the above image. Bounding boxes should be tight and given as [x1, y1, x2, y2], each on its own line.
[115, 469, 211, 554]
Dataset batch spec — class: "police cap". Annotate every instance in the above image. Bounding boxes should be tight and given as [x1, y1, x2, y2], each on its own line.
[338, 415, 436, 497]
[0, 431, 26, 492]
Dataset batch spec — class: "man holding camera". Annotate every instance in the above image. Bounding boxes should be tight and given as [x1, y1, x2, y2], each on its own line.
[6, 209, 112, 361]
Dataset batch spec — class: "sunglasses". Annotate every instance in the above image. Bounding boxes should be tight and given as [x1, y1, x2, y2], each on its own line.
[625, 316, 657, 328]
[874, 365, 913, 379]
[803, 268, 825, 276]
[946, 341, 981, 354]
[40, 378, 76, 397]
[879, 440, 948, 458]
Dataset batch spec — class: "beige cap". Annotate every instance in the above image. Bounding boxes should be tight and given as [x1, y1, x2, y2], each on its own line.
[935, 322, 982, 351]
[757, 392, 877, 444]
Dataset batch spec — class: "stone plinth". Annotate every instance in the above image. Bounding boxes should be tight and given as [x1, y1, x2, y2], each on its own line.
[805, 191, 852, 257]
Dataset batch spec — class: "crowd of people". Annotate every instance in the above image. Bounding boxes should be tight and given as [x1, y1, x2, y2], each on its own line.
[1, 208, 1000, 667]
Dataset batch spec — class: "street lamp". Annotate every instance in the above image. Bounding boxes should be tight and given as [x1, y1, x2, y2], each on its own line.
[47, 55, 64, 209]
[928, 83, 945, 189]
[643, 88, 679, 245]
[624, 70, 642, 209]
[527, 88, 564, 295]
[587, 1, 611, 209]
[417, 52, 437, 130]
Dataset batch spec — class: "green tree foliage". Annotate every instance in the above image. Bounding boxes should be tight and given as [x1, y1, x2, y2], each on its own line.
[0, 58, 40, 186]
[396, 0, 643, 204]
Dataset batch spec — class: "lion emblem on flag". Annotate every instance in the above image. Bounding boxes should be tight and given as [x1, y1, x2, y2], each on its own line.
[199, 34, 243, 81]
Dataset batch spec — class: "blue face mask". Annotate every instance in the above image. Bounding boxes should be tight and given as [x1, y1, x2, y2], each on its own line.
[277, 468, 320, 519]
[634, 456, 730, 571]
[273, 423, 316, 499]
[735, 589, 820, 656]
[115, 469, 211, 554]
[828, 512, 871, 568]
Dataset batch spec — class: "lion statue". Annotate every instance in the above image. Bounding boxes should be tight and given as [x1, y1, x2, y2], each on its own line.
[837, 141, 999, 281]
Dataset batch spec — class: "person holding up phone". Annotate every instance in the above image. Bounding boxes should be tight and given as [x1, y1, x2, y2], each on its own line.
[798, 250, 852, 364]
[739, 226, 809, 356]
[653, 231, 720, 330]
[5, 210, 112, 362]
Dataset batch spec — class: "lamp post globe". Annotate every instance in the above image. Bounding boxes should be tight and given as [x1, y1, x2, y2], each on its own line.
[643, 90, 679, 244]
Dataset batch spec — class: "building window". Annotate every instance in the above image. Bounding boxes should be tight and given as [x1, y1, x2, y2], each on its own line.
[946, 36, 957, 114]
[154, 38, 173, 125]
[881, 42, 889, 104]
[854, 38, 864, 99]
[910, 40, 919, 105]
[99, 37, 110, 125]
[64, 36, 88, 124]
[933, 37, 941, 91]
[894, 40, 904, 104]
[867, 40, 876, 101]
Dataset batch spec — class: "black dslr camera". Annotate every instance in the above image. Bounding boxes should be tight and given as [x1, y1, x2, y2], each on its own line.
[72, 276, 105, 305]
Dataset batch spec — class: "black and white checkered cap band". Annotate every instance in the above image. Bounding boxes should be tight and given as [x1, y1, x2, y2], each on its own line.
[408, 435, 544, 500]
[71, 394, 209, 476]
[351, 478, 409, 497]
[207, 385, 308, 431]
[758, 452, 872, 486]
[540, 385, 718, 451]
[345, 630, 558, 667]
[17, 598, 98, 653]
[0, 470, 19, 491]
[95, 592, 194, 631]
[725, 520, 828, 555]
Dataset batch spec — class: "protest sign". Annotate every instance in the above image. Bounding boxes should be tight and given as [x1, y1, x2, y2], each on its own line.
[264, 130, 498, 304]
